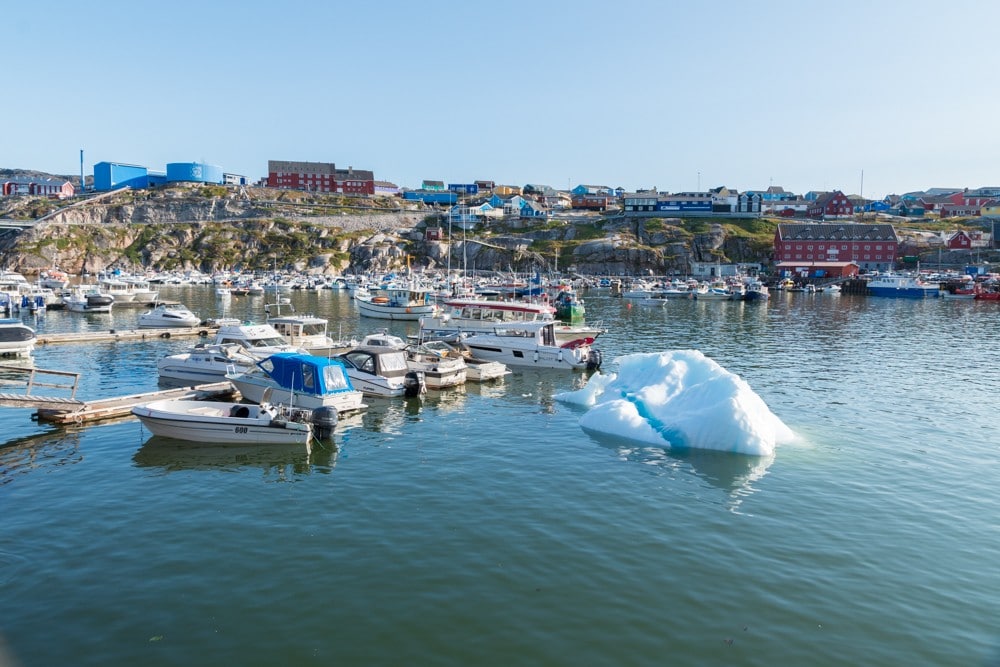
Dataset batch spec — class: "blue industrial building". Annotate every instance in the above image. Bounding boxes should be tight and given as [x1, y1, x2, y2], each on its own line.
[447, 183, 479, 195]
[403, 190, 458, 205]
[93, 162, 149, 191]
[166, 162, 223, 184]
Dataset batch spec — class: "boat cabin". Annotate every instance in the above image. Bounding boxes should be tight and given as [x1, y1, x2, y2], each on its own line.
[255, 353, 356, 397]
[339, 346, 411, 379]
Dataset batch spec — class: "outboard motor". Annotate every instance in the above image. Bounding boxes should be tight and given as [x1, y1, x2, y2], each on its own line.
[586, 348, 602, 371]
[403, 370, 426, 397]
[310, 406, 338, 439]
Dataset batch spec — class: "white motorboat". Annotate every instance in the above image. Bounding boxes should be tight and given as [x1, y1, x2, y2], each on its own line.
[131, 398, 317, 445]
[157, 343, 258, 384]
[356, 284, 438, 321]
[461, 321, 602, 371]
[419, 298, 605, 345]
[226, 352, 367, 414]
[99, 278, 137, 303]
[867, 273, 940, 298]
[138, 303, 201, 328]
[213, 323, 306, 359]
[266, 312, 357, 357]
[0, 318, 36, 358]
[62, 286, 114, 313]
[337, 345, 427, 397]
[419, 339, 509, 382]
[360, 332, 467, 389]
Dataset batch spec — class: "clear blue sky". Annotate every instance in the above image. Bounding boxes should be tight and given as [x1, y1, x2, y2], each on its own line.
[4, 0, 998, 199]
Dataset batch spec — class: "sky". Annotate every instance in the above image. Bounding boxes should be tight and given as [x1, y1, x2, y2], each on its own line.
[3, 0, 998, 199]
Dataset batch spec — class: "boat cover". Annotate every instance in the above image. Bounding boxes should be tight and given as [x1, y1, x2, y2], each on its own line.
[256, 353, 355, 396]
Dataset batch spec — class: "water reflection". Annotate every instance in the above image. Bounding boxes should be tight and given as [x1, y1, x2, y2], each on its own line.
[133, 436, 337, 476]
[0, 429, 83, 485]
[585, 430, 774, 511]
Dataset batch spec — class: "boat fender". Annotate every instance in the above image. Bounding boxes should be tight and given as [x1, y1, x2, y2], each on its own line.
[560, 337, 594, 350]
[230, 405, 251, 418]
[160, 332, 171, 339]
[199, 330, 209, 337]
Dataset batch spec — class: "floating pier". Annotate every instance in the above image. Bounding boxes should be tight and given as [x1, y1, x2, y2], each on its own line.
[0, 365, 236, 424]
[35, 326, 218, 346]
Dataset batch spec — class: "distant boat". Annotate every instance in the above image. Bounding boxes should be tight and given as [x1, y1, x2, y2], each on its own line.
[356, 284, 438, 321]
[138, 303, 201, 328]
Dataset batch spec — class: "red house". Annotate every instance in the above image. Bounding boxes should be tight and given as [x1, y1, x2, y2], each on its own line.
[946, 230, 973, 249]
[806, 190, 853, 219]
[774, 223, 899, 272]
[2, 176, 75, 199]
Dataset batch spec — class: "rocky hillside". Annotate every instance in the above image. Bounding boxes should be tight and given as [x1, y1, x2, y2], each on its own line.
[0, 184, 778, 276]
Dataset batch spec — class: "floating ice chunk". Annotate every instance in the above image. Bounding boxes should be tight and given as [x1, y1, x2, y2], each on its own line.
[555, 350, 794, 456]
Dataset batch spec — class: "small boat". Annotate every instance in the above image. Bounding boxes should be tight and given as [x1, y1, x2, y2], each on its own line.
[131, 398, 319, 444]
[157, 343, 258, 384]
[337, 345, 427, 397]
[419, 298, 605, 346]
[0, 318, 36, 358]
[418, 339, 510, 382]
[360, 332, 467, 389]
[226, 352, 367, 414]
[138, 303, 201, 328]
[62, 286, 114, 313]
[266, 312, 357, 357]
[822, 284, 842, 294]
[461, 321, 602, 371]
[213, 323, 306, 359]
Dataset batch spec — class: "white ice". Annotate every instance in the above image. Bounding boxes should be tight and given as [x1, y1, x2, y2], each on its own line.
[555, 350, 794, 456]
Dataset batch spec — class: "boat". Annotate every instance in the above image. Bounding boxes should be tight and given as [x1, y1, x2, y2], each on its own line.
[867, 273, 940, 298]
[157, 343, 258, 384]
[356, 284, 438, 321]
[131, 398, 318, 445]
[461, 321, 602, 371]
[337, 345, 427, 397]
[62, 285, 114, 313]
[359, 332, 467, 389]
[99, 278, 137, 303]
[821, 284, 842, 294]
[418, 339, 510, 382]
[419, 298, 605, 346]
[212, 323, 306, 359]
[266, 312, 357, 357]
[226, 352, 368, 414]
[0, 318, 36, 357]
[551, 288, 586, 322]
[138, 303, 201, 328]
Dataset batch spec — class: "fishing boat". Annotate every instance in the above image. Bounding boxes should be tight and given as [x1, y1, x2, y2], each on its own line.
[138, 303, 201, 328]
[867, 273, 939, 298]
[356, 284, 438, 321]
[0, 318, 36, 357]
[266, 312, 357, 357]
[226, 352, 367, 415]
[418, 339, 510, 382]
[131, 398, 317, 445]
[461, 321, 602, 371]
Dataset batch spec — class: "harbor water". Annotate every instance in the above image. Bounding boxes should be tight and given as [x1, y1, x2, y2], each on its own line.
[2, 286, 998, 666]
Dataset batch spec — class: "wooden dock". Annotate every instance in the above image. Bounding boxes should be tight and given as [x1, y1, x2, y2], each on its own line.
[0, 365, 236, 424]
[35, 326, 218, 346]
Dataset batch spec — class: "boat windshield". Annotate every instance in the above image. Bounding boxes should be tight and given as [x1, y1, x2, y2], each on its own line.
[324, 365, 351, 391]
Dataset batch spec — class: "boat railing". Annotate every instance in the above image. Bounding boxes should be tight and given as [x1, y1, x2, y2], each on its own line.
[0, 364, 81, 400]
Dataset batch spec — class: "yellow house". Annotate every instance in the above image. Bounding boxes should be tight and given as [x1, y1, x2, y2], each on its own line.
[982, 202, 1000, 216]
[493, 184, 522, 196]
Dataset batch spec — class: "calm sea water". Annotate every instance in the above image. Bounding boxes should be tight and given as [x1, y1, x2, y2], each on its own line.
[2, 286, 999, 666]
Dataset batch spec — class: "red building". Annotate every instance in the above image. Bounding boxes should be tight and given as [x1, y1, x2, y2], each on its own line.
[2, 176, 75, 199]
[806, 190, 853, 219]
[946, 230, 973, 249]
[774, 223, 899, 272]
[571, 193, 611, 210]
[266, 160, 374, 196]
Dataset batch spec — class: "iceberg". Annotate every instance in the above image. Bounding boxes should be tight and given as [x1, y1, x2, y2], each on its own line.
[555, 350, 794, 456]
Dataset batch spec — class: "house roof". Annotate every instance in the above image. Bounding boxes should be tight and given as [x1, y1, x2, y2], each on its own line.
[777, 223, 898, 242]
[423, 180, 444, 186]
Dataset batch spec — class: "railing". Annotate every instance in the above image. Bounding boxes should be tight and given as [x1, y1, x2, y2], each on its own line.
[0, 365, 81, 399]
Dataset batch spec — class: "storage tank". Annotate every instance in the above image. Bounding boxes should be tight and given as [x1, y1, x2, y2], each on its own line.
[166, 162, 223, 184]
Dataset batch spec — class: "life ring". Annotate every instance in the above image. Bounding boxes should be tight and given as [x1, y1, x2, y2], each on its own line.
[406, 307, 412, 313]
[372, 296, 389, 304]
[560, 336, 594, 349]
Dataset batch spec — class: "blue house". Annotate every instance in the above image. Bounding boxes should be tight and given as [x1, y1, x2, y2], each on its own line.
[656, 192, 712, 214]
[571, 184, 614, 197]
[520, 200, 549, 219]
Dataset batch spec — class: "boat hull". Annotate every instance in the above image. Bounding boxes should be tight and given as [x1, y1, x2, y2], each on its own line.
[868, 287, 939, 298]
[132, 400, 312, 445]
[357, 298, 436, 321]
